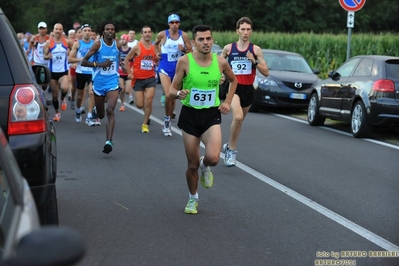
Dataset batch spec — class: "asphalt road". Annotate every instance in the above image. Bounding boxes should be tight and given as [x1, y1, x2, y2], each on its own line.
[54, 85, 399, 266]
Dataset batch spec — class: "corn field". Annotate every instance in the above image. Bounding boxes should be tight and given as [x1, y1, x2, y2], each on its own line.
[212, 31, 399, 78]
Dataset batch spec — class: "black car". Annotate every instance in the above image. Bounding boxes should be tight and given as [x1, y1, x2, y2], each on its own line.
[250, 49, 320, 112]
[307, 55, 399, 138]
[0, 8, 58, 224]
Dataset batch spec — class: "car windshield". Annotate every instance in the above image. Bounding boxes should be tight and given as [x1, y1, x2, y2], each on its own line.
[264, 53, 313, 73]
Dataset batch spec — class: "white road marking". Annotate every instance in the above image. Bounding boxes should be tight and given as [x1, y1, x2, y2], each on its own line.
[112, 201, 129, 211]
[123, 102, 399, 251]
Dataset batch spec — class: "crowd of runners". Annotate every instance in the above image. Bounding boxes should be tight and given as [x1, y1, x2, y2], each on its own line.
[17, 15, 269, 214]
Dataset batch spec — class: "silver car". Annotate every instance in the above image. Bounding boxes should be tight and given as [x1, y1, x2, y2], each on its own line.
[0, 128, 85, 265]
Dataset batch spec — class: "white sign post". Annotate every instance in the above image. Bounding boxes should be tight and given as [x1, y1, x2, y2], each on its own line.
[339, 0, 366, 61]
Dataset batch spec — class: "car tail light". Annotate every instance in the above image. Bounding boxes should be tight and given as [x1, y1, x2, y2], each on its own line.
[372, 79, 395, 92]
[8, 84, 47, 135]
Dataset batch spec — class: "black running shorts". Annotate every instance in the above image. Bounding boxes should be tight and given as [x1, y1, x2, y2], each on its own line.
[177, 105, 221, 137]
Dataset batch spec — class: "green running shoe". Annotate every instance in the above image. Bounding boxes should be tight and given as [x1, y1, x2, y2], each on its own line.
[184, 198, 198, 214]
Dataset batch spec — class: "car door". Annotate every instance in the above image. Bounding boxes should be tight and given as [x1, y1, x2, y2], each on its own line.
[341, 58, 374, 119]
[320, 58, 360, 117]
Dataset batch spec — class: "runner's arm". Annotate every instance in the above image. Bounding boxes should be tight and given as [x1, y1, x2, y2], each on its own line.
[220, 44, 232, 59]
[124, 45, 138, 77]
[68, 41, 80, 63]
[219, 57, 237, 105]
[43, 40, 51, 60]
[182, 32, 193, 53]
[253, 45, 269, 77]
[169, 56, 188, 99]
[81, 41, 100, 67]
[153, 31, 165, 57]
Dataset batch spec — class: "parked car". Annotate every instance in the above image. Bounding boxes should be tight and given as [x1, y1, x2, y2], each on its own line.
[0, 8, 58, 225]
[212, 43, 223, 55]
[307, 55, 399, 138]
[0, 128, 85, 265]
[250, 49, 320, 112]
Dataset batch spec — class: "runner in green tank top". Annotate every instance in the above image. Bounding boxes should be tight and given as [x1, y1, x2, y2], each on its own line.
[180, 53, 221, 109]
[169, 25, 237, 214]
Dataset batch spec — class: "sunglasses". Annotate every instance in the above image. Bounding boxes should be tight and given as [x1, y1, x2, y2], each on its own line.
[81, 24, 90, 30]
[169, 21, 180, 24]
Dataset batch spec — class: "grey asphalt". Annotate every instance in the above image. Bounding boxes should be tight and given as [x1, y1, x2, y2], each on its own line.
[54, 85, 399, 266]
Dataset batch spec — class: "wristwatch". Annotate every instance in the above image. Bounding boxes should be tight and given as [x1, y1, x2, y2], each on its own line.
[253, 60, 259, 66]
[176, 91, 181, 99]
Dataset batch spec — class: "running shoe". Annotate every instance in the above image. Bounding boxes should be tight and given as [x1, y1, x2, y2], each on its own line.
[119, 105, 125, 112]
[223, 143, 237, 167]
[172, 112, 176, 119]
[141, 124, 149, 133]
[70, 99, 75, 110]
[184, 198, 198, 214]
[75, 112, 81, 123]
[85, 117, 95, 127]
[95, 118, 101, 126]
[61, 100, 67, 111]
[80, 106, 86, 114]
[102, 140, 113, 154]
[200, 156, 214, 189]
[162, 120, 172, 137]
[160, 94, 165, 106]
[129, 96, 134, 105]
[53, 112, 61, 122]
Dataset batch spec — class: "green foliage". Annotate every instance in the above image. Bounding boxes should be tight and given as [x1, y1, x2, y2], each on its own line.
[3, 0, 398, 79]
[212, 31, 399, 79]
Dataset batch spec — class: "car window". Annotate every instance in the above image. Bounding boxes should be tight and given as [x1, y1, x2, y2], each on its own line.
[264, 53, 313, 73]
[353, 58, 373, 77]
[386, 60, 399, 79]
[336, 58, 361, 77]
[0, 44, 13, 85]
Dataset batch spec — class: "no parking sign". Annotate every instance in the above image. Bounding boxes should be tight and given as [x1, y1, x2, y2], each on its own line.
[339, 0, 366, 12]
[339, 0, 366, 60]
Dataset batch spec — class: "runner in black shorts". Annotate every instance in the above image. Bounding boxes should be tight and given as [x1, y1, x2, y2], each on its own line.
[169, 25, 237, 214]
[220, 17, 269, 166]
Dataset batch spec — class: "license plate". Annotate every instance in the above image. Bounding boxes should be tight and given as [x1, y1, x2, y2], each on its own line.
[290, 93, 306, 100]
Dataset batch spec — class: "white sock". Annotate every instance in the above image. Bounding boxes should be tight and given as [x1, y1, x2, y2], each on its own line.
[164, 116, 170, 121]
[189, 192, 198, 199]
[87, 113, 93, 119]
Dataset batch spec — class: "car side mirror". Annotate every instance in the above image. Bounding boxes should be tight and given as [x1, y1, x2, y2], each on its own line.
[328, 70, 341, 81]
[32, 65, 51, 87]
[312, 68, 320, 75]
[4, 226, 85, 266]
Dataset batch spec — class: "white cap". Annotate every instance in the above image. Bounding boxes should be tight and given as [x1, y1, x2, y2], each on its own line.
[37, 22, 47, 28]
[68, 29, 75, 35]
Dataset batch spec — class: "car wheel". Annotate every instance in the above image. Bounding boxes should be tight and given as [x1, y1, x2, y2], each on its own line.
[351, 101, 372, 138]
[38, 186, 59, 225]
[307, 93, 325, 126]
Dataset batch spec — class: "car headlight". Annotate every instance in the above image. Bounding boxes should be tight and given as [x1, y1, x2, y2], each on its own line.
[254, 77, 278, 89]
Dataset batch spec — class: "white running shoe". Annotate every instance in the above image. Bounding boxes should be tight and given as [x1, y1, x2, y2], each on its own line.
[85, 117, 95, 127]
[162, 120, 172, 137]
[75, 112, 82, 123]
[223, 143, 237, 167]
